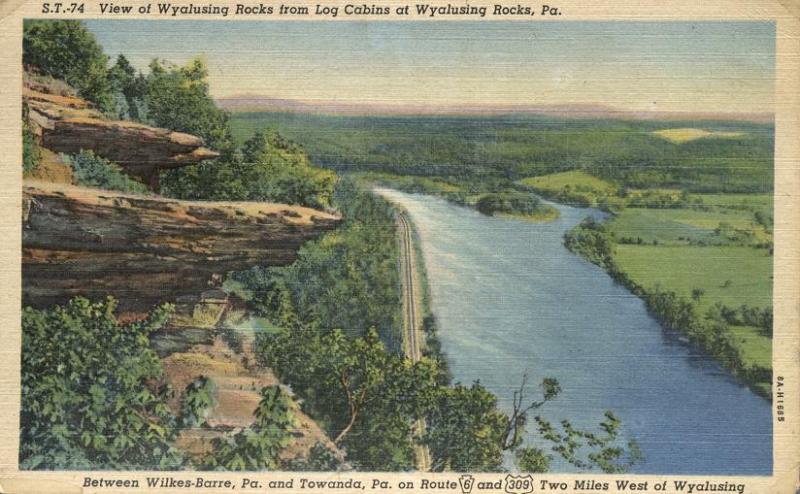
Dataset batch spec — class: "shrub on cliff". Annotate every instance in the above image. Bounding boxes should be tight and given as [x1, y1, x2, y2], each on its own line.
[20, 297, 183, 469]
[23, 20, 114, 113]
[22, 105, 41, 175]
[179, 376, 216, 429]
[62, 151, 150, 194]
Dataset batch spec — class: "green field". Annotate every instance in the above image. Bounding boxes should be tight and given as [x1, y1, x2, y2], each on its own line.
[613, 245, 772, 314]
[612, 240, 772, 383]
[607, 205, 772, 247]
[519, 170, 619, 207]
[520, 170, 617, 193]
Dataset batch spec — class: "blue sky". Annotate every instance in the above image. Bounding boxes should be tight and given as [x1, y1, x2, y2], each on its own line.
[84, 20, 775, 113]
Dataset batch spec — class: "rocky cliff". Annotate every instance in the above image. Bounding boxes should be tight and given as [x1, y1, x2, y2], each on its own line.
[22, 72, 346, 466]
[23, 180, 339, 313]
[24, 84, 218, 189]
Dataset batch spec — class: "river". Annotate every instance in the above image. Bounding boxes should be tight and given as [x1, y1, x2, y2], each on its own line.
[375, 188, 772, 475]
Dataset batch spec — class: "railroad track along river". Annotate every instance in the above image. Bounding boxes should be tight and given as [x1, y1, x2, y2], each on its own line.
[397, 212, 432, 472]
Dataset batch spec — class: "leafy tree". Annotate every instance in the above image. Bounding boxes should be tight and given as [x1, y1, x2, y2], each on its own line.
[143, 58, 232, 150]
[23, 20, 114, 113]
[425, 382, 509, 472]
[20, 297, 183, 469]
[203, 386, 296, 470]
[151, 72, 336, 209]
[257, 325, 440, 471]
[425, 376, 559, 472]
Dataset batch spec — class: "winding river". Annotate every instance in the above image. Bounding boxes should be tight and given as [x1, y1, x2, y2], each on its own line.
[375, 188, 772, 475]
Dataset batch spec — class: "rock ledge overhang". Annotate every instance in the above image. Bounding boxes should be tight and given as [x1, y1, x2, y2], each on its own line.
[23, 180, 341, 312]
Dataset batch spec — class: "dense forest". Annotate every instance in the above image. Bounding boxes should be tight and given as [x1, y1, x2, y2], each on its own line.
[231, 111, 774, 193]
[21, 20, 641, 473]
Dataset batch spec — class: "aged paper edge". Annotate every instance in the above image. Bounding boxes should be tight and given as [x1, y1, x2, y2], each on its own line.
[0, 1, 798, 492]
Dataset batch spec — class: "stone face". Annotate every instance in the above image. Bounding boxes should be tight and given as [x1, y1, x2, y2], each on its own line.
[23, 180, 340, 314]
[24, 87, 219, 188]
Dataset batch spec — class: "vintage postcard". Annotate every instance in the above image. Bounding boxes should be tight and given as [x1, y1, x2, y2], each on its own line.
[0, 0, 798, 492]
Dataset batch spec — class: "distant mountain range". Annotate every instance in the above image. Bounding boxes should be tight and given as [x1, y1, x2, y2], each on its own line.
[216, 95, 773, 123]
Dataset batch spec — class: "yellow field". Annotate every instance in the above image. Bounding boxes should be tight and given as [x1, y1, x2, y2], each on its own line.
[653, 128, 744, 144]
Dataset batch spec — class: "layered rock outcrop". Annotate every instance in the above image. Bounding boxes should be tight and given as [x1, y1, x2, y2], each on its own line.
[24, 86, 219, 189]
[23, 181, 340, 313]
[22, 73, 346, 464]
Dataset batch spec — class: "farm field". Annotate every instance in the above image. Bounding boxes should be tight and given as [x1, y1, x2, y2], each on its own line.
[607, 204, 773, 247]
[653, 128, 745, 143]
[612, 244, 772, 315]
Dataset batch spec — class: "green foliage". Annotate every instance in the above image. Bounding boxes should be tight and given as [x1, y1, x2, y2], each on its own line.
[22, 107, 41, 175]
[425, 376, 563, 473]
[232, 179, 402, 348]
[425, 383, 509, 472]
[20, 297, 183, 470]
[285, 442, 341, 471]
[142, 58, 232, 150]
[146, 59, 335, 209]
[475, 192, 551, 217]
[203, 386, 295, 471]
[231, 112, 773, 194]
[179, 376, 215, 429]
[257, 327, 440, 471]
[62, 151, 150, 194]
[563, 218, 615, 269]
[107, 54, 149, 121]
[535, 411, 643, 473]
[163, 130, 335, 209]
[516, 447, 551, 473]
[23, 20, 114, 113]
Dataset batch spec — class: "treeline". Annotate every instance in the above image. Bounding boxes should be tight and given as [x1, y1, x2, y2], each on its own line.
[232, 111, 773, 194]
[23, 20, 334, 209]
[563, 219, 771, 396]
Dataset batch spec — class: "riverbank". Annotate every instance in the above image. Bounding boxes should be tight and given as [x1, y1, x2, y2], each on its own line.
[562, 213, 772, 399]
[517, 170, 772, 398]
